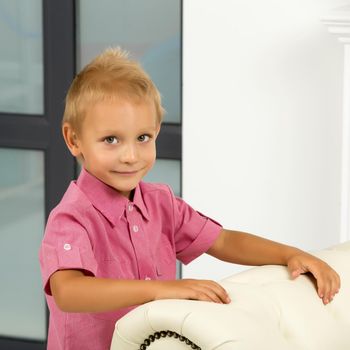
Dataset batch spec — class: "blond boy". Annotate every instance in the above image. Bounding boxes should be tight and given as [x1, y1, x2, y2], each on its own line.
[39, 48, 340, 350]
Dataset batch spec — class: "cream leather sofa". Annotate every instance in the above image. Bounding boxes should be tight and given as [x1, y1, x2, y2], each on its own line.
[110, 241, 350, 350]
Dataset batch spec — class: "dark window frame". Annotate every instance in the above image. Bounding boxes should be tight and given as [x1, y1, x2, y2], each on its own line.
[0, 0, 182, 348]
[0, 1, 75, 348]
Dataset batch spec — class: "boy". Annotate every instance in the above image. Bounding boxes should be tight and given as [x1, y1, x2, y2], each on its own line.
[39, 48, 340, 350]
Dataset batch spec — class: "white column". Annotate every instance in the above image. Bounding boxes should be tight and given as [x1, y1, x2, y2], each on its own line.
[323, 6, 350, 242]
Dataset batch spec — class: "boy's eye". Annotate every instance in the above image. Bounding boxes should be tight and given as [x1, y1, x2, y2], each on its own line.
[104, 136, 118, 144]
[138, 134, 151, 142]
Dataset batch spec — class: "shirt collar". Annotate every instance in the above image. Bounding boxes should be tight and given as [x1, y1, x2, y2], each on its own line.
[76, 167, 150, 226]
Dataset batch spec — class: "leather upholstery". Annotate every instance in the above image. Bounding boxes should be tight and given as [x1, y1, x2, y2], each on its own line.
[111, 241, 350, 349]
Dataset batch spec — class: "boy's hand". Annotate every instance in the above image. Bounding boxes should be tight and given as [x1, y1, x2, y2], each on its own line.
[287, 253, 341, 305]
[154, 279, 231, 304]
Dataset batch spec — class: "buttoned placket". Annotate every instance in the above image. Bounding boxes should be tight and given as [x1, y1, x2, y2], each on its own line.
[125, 202, 154, 281]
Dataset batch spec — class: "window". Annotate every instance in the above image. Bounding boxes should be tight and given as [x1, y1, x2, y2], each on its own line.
[0, 2, 182, 348]
[0, 1, 75, 349]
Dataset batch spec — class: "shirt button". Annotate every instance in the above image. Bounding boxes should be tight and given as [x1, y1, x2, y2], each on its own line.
[63, 243, 71, 251]
[145, 276, 151, 280]
[128, 204, 133, 212]
[132, 225, 139, 233]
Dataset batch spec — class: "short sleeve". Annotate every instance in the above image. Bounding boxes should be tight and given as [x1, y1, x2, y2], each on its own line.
[168, 187, 222, 264]
[39, 208, 98, 295]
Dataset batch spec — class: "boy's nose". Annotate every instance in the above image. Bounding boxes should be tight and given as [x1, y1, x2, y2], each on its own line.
[120, 143, 138, 163]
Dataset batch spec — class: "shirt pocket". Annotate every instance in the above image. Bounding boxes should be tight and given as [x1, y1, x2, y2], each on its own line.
[154, 235, 177, 279]
[155, 255, 177, 280]
[156, 263, 163, 277]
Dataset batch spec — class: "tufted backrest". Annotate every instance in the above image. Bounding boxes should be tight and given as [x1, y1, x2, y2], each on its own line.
[111, 241, 350, 350]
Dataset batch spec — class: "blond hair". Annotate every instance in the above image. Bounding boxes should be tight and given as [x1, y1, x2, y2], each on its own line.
[63, 47, 164, 132]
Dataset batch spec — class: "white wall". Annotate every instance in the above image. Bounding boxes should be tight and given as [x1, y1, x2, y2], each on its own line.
[182, 0, 347, 280]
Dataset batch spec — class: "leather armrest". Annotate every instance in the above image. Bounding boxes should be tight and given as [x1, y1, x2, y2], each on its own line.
[111, 241, 350, 350]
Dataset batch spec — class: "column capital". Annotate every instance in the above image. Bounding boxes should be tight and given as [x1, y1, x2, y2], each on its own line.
[322, 5, 350, 44]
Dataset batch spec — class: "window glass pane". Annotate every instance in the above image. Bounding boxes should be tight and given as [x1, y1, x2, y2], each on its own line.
[144, 159, 181, 196]
[77, 0, 181, 123]
[0, 148, 46, 340]
[0, 0, 43, 115]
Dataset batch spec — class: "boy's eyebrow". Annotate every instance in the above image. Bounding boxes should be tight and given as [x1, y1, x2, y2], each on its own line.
[137, 126, 158, 133]
[96, 126, 158, 135]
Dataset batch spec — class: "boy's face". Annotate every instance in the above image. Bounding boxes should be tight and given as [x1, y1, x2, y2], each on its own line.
[65, 99, 160, 199]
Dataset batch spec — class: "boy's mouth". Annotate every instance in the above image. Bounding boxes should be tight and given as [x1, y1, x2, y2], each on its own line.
[113, 170, 139, 176]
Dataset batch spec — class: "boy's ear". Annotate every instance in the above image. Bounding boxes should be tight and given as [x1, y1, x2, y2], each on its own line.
[62, 122, 81, 157]
[155, 123, 161, 138]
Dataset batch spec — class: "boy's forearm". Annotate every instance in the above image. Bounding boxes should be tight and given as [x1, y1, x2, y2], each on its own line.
[50, 270, 159, 313]
[207, 229, 303, 266]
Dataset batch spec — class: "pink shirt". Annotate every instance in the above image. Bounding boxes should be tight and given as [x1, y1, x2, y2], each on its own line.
[39, 168, 222, 350]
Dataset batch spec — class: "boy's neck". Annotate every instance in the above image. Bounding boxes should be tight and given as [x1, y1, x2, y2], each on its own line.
[128, 188, 135, 201]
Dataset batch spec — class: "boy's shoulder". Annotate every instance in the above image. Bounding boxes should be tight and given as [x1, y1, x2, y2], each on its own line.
[50, 181, 91, 217]
[139, 181, 174, 197]
[139, 181, 169, 191]
[139, 182, 180, 208]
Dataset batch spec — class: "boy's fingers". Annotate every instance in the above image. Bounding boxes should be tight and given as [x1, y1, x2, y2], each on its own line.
[317, 287, 331, 304]
[329, 274, 341, 299]
[206, 281, 231, 303]
[209, 281, 231, 303]
[198, 288, 224, 304]
[191, 291, 214, 303]
[188, 286, 221, 303]
[194, 280, 230, 304]
[287, 259, 306, 279]
[317, 273, 340, 304]
[287, 260, 339, 305]
[290, 269, 301, 279]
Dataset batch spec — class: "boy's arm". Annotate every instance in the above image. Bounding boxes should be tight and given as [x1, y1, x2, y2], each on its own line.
[49, 269, 231, 313]
[206, 229, 341, 304]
